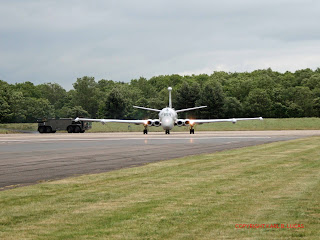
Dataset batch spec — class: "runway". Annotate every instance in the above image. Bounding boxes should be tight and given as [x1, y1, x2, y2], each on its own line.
[1, 130, 319, 189]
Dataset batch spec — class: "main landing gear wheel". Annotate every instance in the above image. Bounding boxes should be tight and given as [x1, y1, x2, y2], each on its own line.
[190, 129, 195, 134]
[165, 130, 170, 134]
[143, 129, 148, 134]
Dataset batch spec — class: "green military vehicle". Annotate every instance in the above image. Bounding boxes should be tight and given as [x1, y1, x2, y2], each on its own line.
[37, 118, 92, 133]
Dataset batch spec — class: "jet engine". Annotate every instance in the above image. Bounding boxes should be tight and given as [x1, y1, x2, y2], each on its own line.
[147, 119, 161, 127]
[184, 119, 191, 126]
[153, 119, 161, 127]
[176, 119, 185, 127]
[147, 119, 153, 127]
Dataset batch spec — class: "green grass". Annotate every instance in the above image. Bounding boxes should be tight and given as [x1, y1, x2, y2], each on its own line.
[1, 137, 319, 239]
[0, 123, 38, 133]
[87, 118, 320, 132]
[0, 129, 16, 134]
[1, 118, 320, 134]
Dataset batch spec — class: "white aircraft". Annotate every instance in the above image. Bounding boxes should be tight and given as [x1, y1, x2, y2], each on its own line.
[75, 87, 263, 134]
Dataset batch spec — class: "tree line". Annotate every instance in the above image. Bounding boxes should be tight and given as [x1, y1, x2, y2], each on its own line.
[1, 68, 320, 123]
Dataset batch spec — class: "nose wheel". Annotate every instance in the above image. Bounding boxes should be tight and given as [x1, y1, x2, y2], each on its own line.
[143, 126, 148, 134]
[190, 128, 195, 134]
[165, 130, 170, 134]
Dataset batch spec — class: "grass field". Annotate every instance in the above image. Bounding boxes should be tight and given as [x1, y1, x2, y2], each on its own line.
[0, 137, 319, 239]
[1, 118, 320, 134]
[0, 129, 15, 134]
[0, 123, 37, 133]
[86, 117, 320, 132]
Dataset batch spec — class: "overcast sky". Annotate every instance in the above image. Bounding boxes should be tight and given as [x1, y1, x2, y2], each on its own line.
[1, 0, 320, 90]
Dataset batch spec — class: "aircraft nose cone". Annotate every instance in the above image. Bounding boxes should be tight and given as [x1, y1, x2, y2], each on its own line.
[162, 117, 174, 130]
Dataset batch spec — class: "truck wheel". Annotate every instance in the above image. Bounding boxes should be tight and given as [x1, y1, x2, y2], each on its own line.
[38, 126, 45, 133]
[80, 130, 85, 133]
[67, 126, 73, 133]
[74, 126, 81, 133]
[45, 126, 52, 133]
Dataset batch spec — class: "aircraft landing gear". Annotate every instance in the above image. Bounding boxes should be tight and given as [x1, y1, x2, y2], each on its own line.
[190, 128, 195, 134]
[165, 130, 170, 134]
[143, 126, 148, 134]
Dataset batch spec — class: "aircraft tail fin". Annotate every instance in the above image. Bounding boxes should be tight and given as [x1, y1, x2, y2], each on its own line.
[168, 87, 172, 108]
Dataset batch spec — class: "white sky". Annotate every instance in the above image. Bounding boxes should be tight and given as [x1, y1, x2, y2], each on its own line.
[1, 0, 320, 90]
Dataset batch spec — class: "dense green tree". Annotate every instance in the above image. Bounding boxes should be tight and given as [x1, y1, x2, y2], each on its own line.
[97, 79, 116, 92]
[0, 80, 12, 122]
[290, 87, 314, 117]
[197, 81, 226, 119]
[223, 97, 243, 118]
[102, 88, 129, 119]
[174, 82, 200, 118]
[14, 81, 41, 98]
[194, 74, 209, 87]
[0, 96, 11, 122]
[286, 102, 304, 117]
[279, 71, 295, 88]
[73, 76, 100, 117]
[272, 103, 289, 118]
[210, 72, 229, 82]
[8, 91, 26, 122]
[294, 68, 314, 86]
[244, 89, 272, 117]
[302, 74, 320, 90]
[130, 77, 157, 99]
[224, 76, 253, 101]
[24, 98, 55, 122]
[252, 72, 278, 91]
[37, 83, 67, 108]
[313, 97, 320, 117]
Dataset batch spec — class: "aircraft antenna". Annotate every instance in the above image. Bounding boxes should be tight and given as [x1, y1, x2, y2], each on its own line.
[168, 87, 172, 108]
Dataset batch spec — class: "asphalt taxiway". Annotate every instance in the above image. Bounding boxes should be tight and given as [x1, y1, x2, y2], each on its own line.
[1, 130, 319, 189]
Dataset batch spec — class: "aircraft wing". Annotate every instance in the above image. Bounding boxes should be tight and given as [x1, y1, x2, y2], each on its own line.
[133, 106, 161, 112]
[75, 117, 147, 125]
[190, 117, 263, 124]
[176, 106, 207, 113]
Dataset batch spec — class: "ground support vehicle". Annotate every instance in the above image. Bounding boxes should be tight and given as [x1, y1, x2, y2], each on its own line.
[37, 118, 91, 133]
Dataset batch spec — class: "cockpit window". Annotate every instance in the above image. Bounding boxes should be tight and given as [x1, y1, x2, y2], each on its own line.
[163, 113, 172, 117]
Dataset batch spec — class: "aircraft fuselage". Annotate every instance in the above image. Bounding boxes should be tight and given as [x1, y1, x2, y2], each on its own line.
[159, 107, 177, 130]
